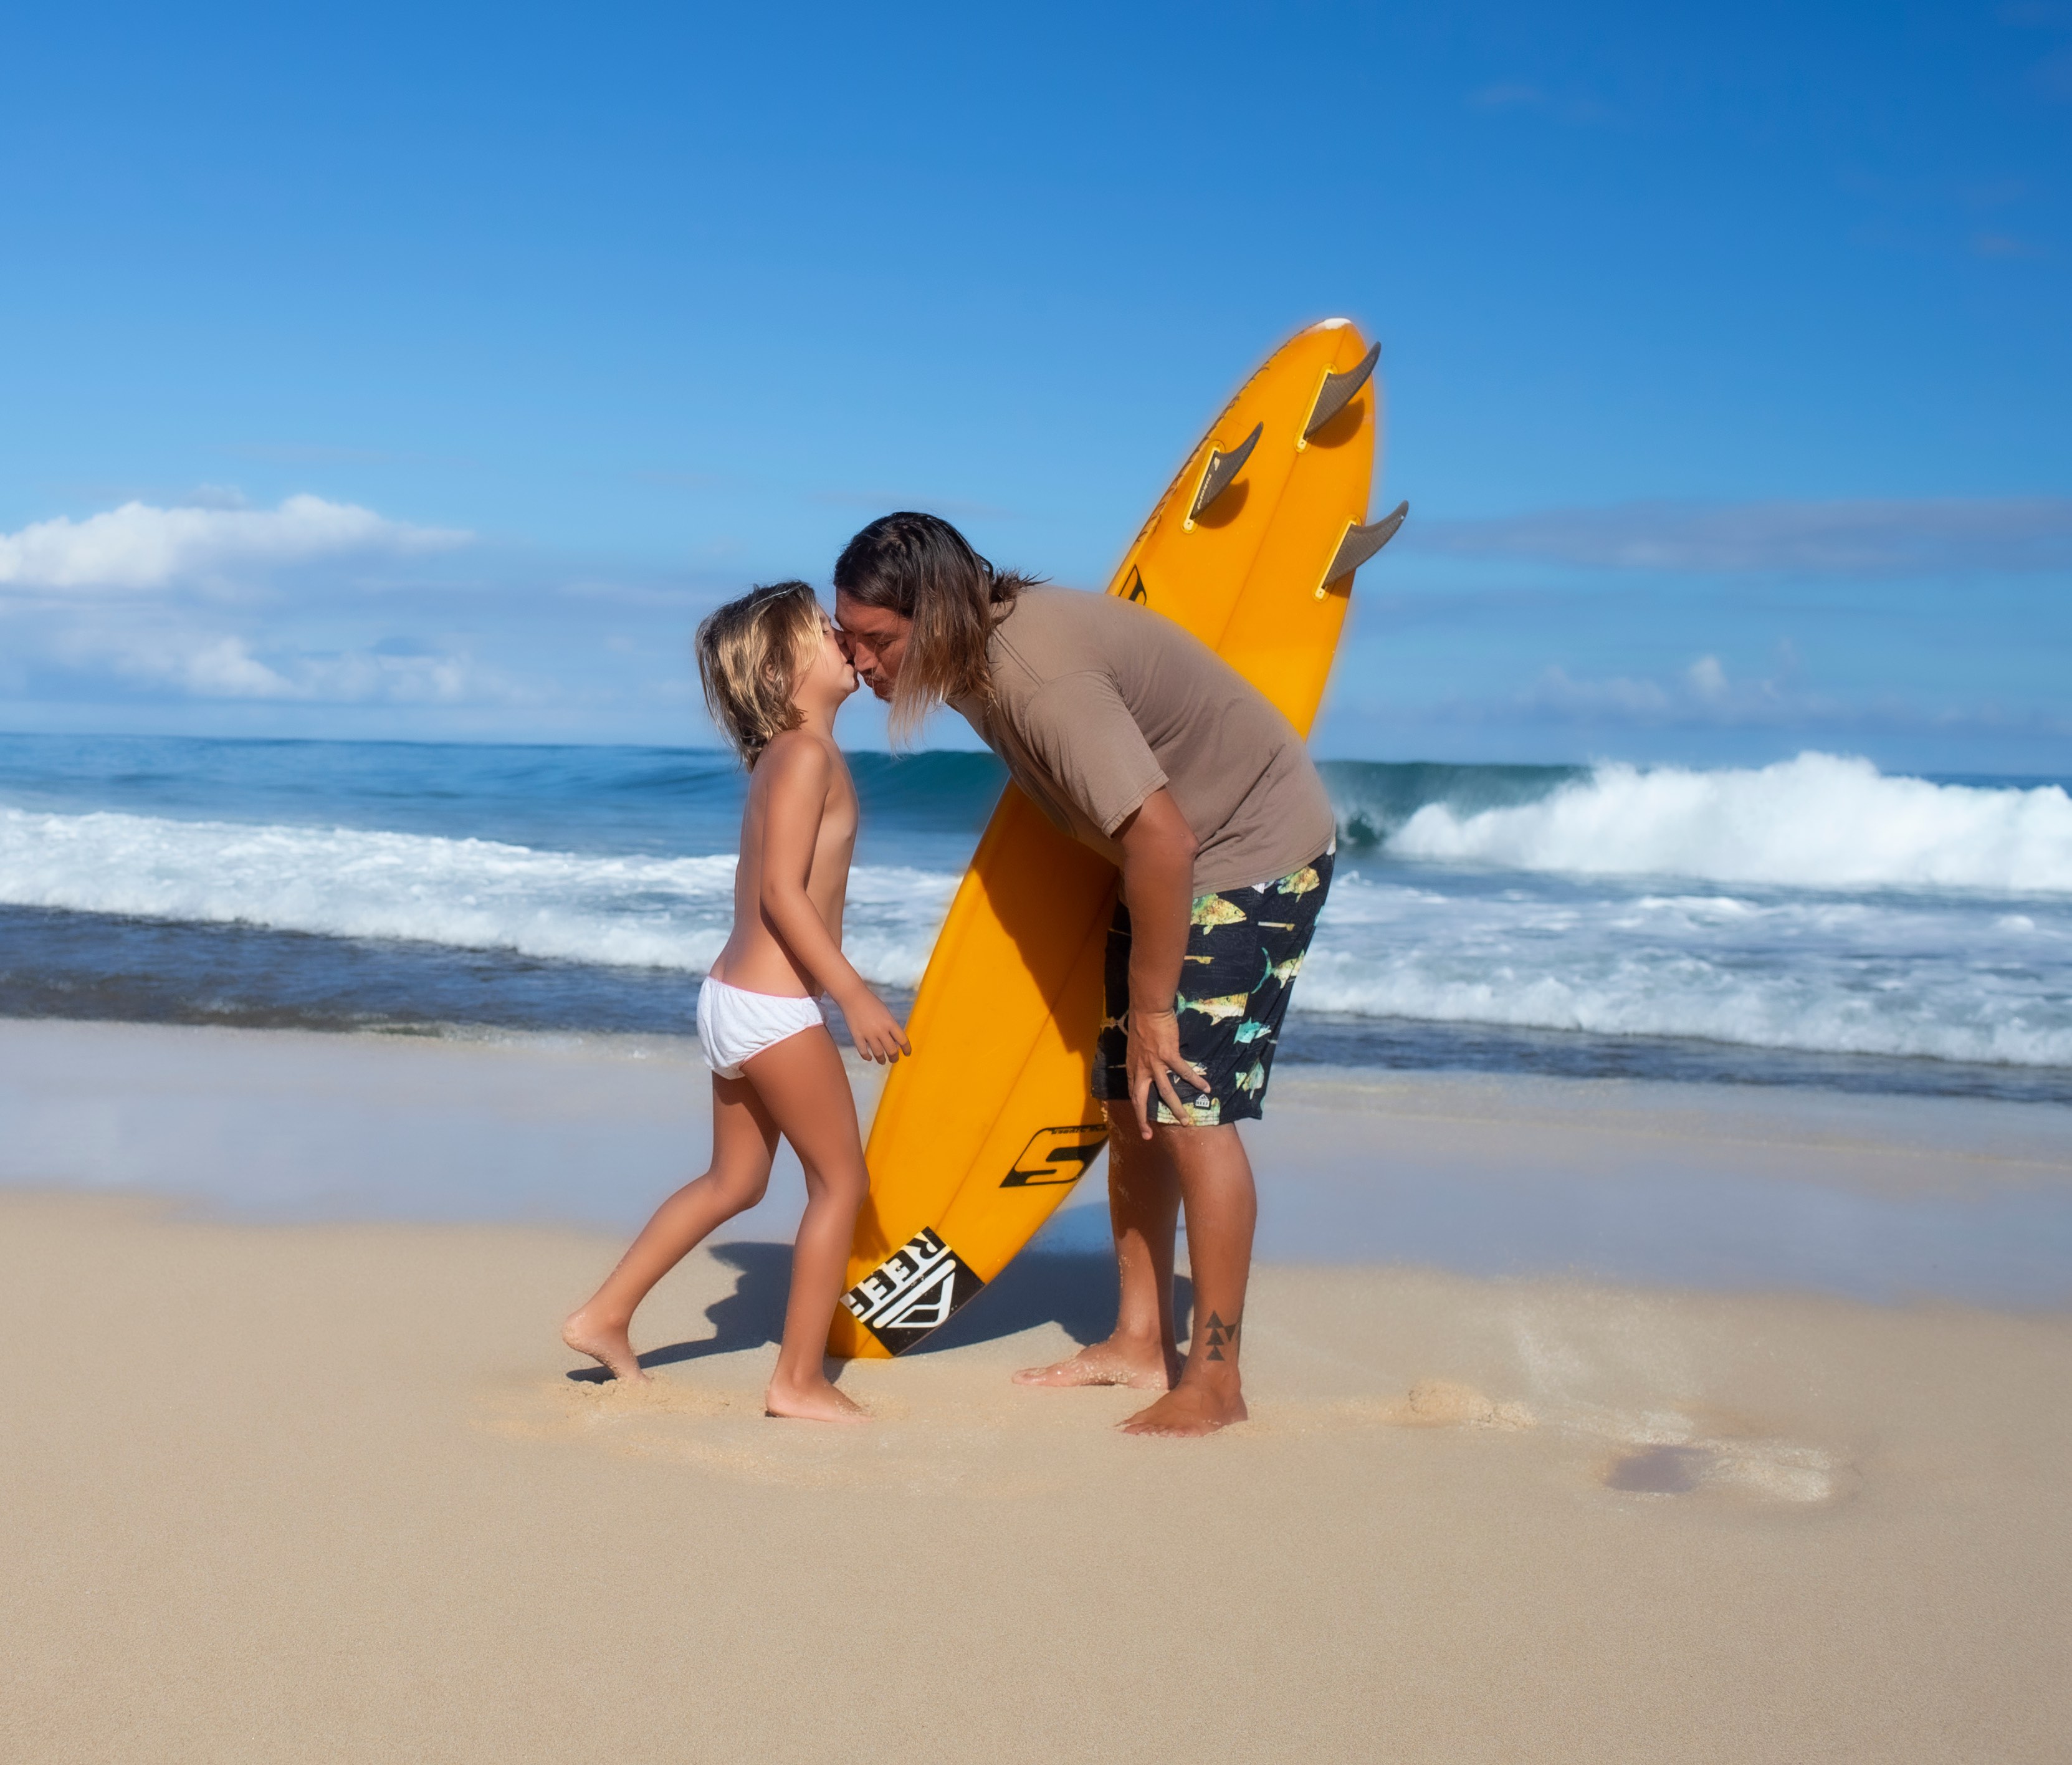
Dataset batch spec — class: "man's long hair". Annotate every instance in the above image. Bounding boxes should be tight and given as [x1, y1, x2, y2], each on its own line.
[833, 512, 1039, 741]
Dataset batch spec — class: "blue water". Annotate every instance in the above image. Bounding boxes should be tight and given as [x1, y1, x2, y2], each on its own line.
[4, 732, 2071, 1102]
[0, 733, 990, 869]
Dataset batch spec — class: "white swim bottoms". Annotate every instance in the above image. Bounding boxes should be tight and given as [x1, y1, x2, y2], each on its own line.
[695, 975, 824, 1079]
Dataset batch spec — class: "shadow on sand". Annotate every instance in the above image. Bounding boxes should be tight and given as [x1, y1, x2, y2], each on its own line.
[566, 1241, 1190, 1381]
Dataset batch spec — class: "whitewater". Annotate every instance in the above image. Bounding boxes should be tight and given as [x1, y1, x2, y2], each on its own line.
[1386, 753, 2072, 894]
[2, 738, 2069, 1079]
[0, 806, 956, 987]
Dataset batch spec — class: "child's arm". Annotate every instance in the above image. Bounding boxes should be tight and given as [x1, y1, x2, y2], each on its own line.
[754, 738, 911, 1064]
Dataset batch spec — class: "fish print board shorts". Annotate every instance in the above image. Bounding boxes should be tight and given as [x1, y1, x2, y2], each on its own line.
[1092, 844, 1334, 1126]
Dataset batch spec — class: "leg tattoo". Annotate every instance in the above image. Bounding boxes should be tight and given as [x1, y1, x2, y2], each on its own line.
[1202, 1310, 1241, 1362]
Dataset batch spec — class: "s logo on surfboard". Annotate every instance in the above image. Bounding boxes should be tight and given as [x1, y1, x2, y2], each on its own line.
[842, 1228, 985, 1354]
[999, 1123, 1108, 1189]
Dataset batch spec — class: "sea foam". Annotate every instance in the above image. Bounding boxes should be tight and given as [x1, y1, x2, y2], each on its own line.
[0, 806, 957, 985]
[1386, 753, 2072, 894]
[1297, 873, 2072, 1067]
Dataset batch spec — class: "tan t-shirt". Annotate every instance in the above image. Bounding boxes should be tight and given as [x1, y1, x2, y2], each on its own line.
[949, 588, 1336, 894]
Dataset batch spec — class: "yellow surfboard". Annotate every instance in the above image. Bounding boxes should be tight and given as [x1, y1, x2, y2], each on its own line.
[830, 320, 1404, 1359]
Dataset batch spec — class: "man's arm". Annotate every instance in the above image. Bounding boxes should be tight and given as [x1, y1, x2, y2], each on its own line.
[1113, 787, 1208, 1137]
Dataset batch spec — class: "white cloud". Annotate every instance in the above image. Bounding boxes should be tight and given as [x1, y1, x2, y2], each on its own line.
[286, 649, 512, 705]
[179, 637, 297, 698]
[1525, 666, 1673, 718]
[1517, 654, 1796, 725]
[1414, 497, 2072, 575]
[48, 624, 294, 698]
[0, 494, 469, 591]
[1686, 654, 1731, 702]
[39, 618, 532, 706]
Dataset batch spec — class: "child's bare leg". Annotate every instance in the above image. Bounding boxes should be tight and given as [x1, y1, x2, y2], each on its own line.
[1013, 1102, 1183, 1389]
[563, 1073, 778, 1380]
[737, 1026, 871, 1423]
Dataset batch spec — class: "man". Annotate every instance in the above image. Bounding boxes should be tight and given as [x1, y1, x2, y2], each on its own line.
[833, 512, 1335, 1437]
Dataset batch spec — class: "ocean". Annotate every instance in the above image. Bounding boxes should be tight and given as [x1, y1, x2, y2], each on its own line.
[2, 732, 2070, 1104]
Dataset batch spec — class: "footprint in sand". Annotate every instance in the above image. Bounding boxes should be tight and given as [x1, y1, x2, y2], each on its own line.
[477, 1373, 742, 1441]
[1598, 1431, 1851, 1506]
[1383, 1379, 1537, 1430]
[1336, 1377, 1850, 1509]
[477, 1374, 972, 1493]
[1603, 1443, 1714, 1493]
[1306, 1379, 1538, 1433]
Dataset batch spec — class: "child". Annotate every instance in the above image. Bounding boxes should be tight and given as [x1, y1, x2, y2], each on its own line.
[562, 580, 909, 1423]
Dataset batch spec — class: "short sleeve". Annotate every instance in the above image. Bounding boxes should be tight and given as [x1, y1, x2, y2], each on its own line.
[1012, 672, 1169, 837]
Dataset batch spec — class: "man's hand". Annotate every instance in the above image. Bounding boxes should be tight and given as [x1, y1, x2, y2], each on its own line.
[1113, 788, 1203, 1139]
[1126, 1007, 1210, 1139]
[839, 987, 912, 1065]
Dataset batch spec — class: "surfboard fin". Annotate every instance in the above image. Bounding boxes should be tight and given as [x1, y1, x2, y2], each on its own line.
[1304, 343, 1381, 440]
[1318, 501, 1408, 593]
[1189, 422, 1263, 522]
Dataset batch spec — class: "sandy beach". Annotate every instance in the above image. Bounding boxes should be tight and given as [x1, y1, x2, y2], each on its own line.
[4, 1020, 2071, 1761]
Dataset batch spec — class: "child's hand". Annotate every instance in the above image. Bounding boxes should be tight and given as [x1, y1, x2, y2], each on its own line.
[841, 988, 912, 1065]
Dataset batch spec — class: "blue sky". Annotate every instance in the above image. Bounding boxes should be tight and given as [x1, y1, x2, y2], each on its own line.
[2, 2, 2068, 771]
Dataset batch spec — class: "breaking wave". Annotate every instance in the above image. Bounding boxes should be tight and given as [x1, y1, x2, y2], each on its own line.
[1372, 753, 2072, 894]
[0, 806, 958, 987]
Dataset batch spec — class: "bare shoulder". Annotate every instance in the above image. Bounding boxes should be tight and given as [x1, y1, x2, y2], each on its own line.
[758, 727, 830, 776]
[755, 729, 838, 805]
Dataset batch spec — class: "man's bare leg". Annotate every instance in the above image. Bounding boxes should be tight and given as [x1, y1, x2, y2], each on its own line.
[563, 1072, 779, 1381]
[1119, 1121, 1255, 1437]
[737, 1026, 871, 1424]
[1013, 1101, 1185, 1389]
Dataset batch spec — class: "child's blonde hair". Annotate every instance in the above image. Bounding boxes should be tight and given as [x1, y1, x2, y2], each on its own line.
[695, 580, 826, 767]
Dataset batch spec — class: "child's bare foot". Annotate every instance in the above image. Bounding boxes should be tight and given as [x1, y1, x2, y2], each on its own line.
[764, 1374, 871, 1424]
[1012, 1336, 1180, 1390]
[1117, 1380, 1248, 1437]
[562, 1306, 647, 1382]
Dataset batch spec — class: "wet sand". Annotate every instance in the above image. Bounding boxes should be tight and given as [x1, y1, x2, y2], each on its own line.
[2, 1021, 2070, 1759]
[6, 1016, 2071, 1303]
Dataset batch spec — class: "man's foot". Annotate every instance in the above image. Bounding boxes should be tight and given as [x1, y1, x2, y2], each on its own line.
[1012, 1337, 1180, 1390]
[1117, 1380, 1248, 1437]
[562, 1306, 647, 1382]
[764, 1375, 871, 1424]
